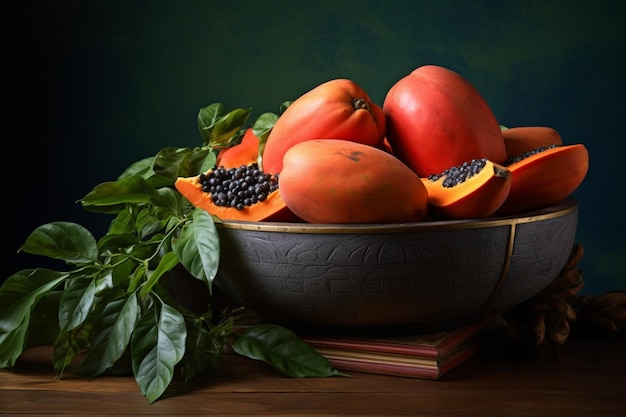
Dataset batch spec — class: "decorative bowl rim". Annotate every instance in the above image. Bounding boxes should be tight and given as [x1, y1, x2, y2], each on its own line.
[215, 197, 578, 234]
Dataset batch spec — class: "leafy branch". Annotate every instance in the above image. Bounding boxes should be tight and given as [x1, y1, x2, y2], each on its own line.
[0, 103, 343, 403]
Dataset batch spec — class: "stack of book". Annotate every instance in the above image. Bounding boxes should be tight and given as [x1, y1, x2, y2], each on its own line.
[301, 315, 497, 379]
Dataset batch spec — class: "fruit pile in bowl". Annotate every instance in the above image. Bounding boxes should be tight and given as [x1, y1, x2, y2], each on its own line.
[1, 65, 591, 402]
[176, 65, 589, 329]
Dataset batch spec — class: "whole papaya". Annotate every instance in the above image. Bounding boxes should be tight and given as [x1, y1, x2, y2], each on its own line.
[279, 139, 428, 224]
[262, 79, 386, 174]
[501, 126, 563, 159]
[383, 65, 507, 177]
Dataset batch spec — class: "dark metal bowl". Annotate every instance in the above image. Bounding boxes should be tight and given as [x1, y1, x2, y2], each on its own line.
[214, 198, 578, 330]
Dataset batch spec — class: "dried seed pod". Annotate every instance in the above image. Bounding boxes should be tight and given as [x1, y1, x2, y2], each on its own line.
[584, 313, 620, 334]
[544, 310, 570, 347]
[555, 278, 585, 300]
[575, 290, 626, 335]
[529, 301, 551, 314]
[498, 243, 589, 353]
[546, 295, 577, 321]
[590, 291, 626, 315]
[529, 311, 546, 348]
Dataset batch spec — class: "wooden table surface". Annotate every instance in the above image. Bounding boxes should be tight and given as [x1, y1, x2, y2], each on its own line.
[1, 334, 624, 416]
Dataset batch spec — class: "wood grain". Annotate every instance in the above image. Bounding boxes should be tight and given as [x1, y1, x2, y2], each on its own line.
[1, 335, 624, 416]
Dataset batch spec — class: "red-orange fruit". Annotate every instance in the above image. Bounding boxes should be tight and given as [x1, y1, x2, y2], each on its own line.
[215, 128, 260, 168]
[176, 132, 300, 222]
[421, 159, 511, 220]
[279, 139, 429, 224]
[501, 126, 563, 158]
[496, 144, 589, 215]
[262, 79, 386, 174]
[175, 171, 295, 222]
[383, 65, 507, 178]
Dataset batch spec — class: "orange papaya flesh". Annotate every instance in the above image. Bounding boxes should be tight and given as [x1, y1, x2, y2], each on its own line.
[421, 158, 511, 220]
[501, 126, 563, 159]
[215, 128, 260, 168]
[175, 164, 299, 222]
[496, 143, 588, 215]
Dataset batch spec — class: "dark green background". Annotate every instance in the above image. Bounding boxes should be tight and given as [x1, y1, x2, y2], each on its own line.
[7, 1, 626, 295]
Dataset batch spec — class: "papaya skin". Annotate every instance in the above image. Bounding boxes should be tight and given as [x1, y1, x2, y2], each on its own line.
[215, 128, 259, 168]
[501, 126, 563, 158]
[421, 160, 511, 220]
[378, 137, 395, 155]
[175, 172, 298, 222]
[496, 144, 589, 215]
[383, 65, 507, 177]
[262, 79, 386, 174]
[278, 139, 429, 224]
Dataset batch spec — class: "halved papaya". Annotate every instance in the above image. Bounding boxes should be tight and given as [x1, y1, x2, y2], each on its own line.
[215, 128, 260, 168]
[421, 159, 511, 220]
[496, 144, 589, 215]
[175, 165, 299, 222]
[501, 126, 563, 159]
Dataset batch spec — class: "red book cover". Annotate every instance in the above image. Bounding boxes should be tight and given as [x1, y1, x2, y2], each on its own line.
[302, 314, 496, 359]
[301, 315, 496, 379]
[316, 337, 487, 379]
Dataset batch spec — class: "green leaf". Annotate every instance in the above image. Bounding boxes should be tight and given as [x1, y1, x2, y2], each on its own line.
[252, 111, 279, 139]
[107, 207, 138, 235]
[172, 209, 219, 291]
[19, 222, 98, 264]
[53, 323, 92, 378]
[97, 232, 139, 256]
[132, 301, 187, 403]
[135, 207, 167, 239]
[0, 269, 68, 334]
[128, 233, 166, 261]
[118, 156, 155, 180]
[0, 315, 29, 368]
[197, 103, 227, 133]
[152, 146, 213, 183]
[78, 292, 139, 377]
[279, 100, 292, 114]
[25, 291, 62, 348]
[197, 103, 250, 148]
[118, 154, 203, 190]
[80, 175, 157, 207]
[178, 317, 224, 383]
[232, 324, 347, 378]
[107, 258, 137, 290]
[252, 112, 279, 171]
[128, 264, 147, 293]
[117, 155, 174, 190]
[154, 187, 184, 217]
[140, 251, 181, 296]
[58, 276, 97, 333]
[0, 269, 68, 367]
